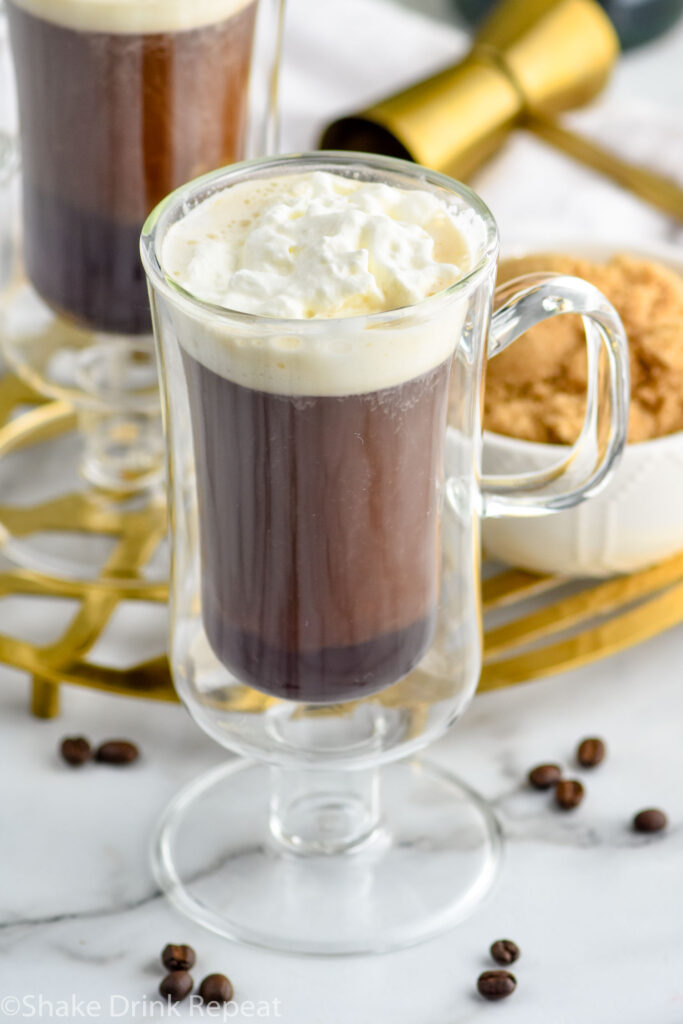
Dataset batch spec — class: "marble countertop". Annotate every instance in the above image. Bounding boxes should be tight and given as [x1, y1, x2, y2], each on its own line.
[3, 0, 683, 1021]
[4, 629, 683, 1023]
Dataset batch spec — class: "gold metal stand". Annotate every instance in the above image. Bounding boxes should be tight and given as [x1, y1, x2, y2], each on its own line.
[0, 375, 173, 715]
[479, 555, 683, 691]
[0, 374, 681, 718]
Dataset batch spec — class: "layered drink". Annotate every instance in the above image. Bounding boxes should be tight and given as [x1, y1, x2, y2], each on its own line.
[160, 171, 479, 702]
[7, 0, 258, 334]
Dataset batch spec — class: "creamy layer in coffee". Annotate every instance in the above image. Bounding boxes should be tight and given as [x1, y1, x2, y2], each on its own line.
[7, 0, 257, 334]
[162, 171, 480, 702]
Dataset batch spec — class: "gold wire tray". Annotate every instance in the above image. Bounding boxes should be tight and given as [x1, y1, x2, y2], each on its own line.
[0, 374, 681, 720]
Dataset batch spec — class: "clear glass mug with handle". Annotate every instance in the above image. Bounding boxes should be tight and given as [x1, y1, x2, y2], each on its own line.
[141, 152, 629, 955]
[0, 0, 284, 581]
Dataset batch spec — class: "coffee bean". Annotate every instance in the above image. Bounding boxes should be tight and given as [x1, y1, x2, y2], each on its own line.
[490, 939, 520, 965]
[60, 736, 91, 767]
[94, 740, 139, 765]
[161, 943, 196, 972]
[477, 970, 516, 1001]
[159, 971, 193, 1003]
[633, 808, 667, 833]
[577, 737, 606, 768]
[199, 973, 234, 1005]
[528, 763, 562, 790]
[556, 779, 584, 810]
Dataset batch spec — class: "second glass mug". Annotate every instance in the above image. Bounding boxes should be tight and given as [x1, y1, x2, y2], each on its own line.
[0, 0, 284, 580]
[142, 152, 629, 955]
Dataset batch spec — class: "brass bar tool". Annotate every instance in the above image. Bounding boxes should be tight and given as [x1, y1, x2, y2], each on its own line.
[321, 0, 683, 221]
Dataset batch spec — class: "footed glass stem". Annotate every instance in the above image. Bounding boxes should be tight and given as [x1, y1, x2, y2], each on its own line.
[152, 759, 501, 955]
[75, 337, 164, 493]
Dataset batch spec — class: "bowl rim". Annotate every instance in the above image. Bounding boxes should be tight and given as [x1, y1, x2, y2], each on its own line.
[483, 427, 683, 454]
[485, 234, 683, 454]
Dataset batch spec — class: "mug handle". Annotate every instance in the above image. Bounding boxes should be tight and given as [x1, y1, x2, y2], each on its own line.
[480, 273, 630, 518]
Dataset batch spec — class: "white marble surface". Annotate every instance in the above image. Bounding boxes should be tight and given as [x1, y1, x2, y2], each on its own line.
[3, 0, 683, 1020]
[4, 630, 683, 1023]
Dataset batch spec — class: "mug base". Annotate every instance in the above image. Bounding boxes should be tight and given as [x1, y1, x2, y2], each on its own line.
[151, 757, 501, 955]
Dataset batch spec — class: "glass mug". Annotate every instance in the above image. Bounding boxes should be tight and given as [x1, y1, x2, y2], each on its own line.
[141, 153, 629, 954]
[0, 0, 284, 581]
[6, 0, 284, 337]
[0, 3, 17, 295]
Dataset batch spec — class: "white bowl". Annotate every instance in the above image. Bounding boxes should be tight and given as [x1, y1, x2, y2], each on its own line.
[478, 237, 683, 577]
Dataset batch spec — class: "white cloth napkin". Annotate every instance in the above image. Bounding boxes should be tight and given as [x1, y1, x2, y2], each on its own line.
[280, 0, 468, 153]
[282, 0, 683, 247]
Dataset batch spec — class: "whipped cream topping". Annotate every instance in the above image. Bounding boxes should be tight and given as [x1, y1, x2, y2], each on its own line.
[8, 0, 252, 34]
[159, 171, 485, 396]
[163, 171, 478, 319]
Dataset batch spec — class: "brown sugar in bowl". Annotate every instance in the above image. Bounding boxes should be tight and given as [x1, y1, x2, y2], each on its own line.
[454, 238, 683, 576]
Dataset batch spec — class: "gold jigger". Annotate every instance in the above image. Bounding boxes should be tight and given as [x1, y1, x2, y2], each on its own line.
[321, 0, 683, 220]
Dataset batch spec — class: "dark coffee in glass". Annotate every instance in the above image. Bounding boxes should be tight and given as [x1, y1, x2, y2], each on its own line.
[182, 355, 450, 702]
[7, 0, 258, 334]
[156, 170, 473, 703]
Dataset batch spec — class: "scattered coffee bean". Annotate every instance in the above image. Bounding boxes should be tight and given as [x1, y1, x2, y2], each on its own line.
[577, 737, 606, 768]
[199, 973, 234, 1005]
[159, 971, 193, 1003]
[94, 740, 139, 765]
[556, 779, 584, 810]
[161, 943, 196, 972]
[477, 970, 516, 1001]
[490, 939, 520, 965]
[633, 808, 668, 833]
[59, 736, 91, 767]
[528, 763, 562, 790]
